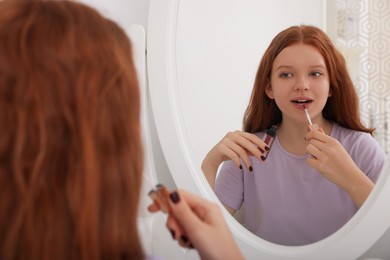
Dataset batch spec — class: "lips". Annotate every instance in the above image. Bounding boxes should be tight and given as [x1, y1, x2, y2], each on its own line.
[291, 98, 313, 105]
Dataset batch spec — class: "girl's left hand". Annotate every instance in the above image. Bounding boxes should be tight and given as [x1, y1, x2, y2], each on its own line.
[305, 126, 364, 191]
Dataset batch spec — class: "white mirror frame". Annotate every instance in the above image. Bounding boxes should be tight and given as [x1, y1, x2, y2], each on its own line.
[147, 0, 390, 258]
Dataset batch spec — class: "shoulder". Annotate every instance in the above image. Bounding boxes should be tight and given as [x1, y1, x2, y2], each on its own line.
[331, 123, 379, 148]
[332, 124, 386, 180]
[331, 123, 384, 157]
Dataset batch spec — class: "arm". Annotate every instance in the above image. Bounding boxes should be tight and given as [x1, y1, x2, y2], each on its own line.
[343, 171, 374, 207]
[201, 156, 219, 189]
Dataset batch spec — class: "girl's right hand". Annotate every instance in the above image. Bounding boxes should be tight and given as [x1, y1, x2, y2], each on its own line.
[202, 130, 268, 174]
[149, 189, 244, 260]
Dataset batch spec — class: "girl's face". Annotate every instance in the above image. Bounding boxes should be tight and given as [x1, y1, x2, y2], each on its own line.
[266, 43, 331, 125]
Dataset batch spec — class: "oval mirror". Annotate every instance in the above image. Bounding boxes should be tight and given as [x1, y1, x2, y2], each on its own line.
[147, 0, 390, 258]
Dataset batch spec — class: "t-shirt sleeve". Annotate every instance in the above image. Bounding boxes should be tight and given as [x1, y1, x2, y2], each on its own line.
[347, 132, 387, 183]
[213, 160, 244, 210]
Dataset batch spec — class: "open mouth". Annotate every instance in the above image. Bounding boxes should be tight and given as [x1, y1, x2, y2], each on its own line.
[291, 99, 313, 105]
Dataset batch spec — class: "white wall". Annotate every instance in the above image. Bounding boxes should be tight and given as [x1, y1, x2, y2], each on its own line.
[79, 0, 149, 29]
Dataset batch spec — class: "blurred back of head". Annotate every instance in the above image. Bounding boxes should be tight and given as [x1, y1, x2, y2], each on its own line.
[0, 0, 144, 259]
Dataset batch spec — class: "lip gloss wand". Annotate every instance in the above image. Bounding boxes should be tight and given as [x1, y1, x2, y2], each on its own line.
[303, 104, 312, 126]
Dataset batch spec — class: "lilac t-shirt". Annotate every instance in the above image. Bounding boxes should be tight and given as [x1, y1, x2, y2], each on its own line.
[214, 123, 386, 246]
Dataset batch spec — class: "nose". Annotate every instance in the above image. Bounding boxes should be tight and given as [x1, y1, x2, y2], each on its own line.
[294, 76, 309, 91]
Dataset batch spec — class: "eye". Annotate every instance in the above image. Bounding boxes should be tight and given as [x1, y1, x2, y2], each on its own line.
[280, 72, 293, 78]
[310, 71, 323, 77]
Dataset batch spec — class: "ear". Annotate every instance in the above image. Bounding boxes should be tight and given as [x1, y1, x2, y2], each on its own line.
[265, 82, 275, 99]
[328, 87, 333, 97]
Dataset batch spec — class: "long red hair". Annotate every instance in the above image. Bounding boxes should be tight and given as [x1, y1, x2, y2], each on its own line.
[243, 25, 373, 134]
[0, 0, 144, 259]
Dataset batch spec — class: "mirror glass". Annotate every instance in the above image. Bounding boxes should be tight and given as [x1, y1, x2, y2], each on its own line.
[175, 0, 389, 245]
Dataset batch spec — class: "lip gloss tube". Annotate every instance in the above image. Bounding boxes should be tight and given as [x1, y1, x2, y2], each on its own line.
[148, 184, 171, 213]
[260, 125, 277, 161]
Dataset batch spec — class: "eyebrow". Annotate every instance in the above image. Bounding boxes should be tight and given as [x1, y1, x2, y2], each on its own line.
[275, 65, 326, 71]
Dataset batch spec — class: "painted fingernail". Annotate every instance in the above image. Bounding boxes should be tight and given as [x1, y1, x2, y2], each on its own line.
[260, 155, 266, 161]
[180, 235, 189, 244]
[239, 164, 242, 169]
[188, 243, 195, 249]
[169, 229, 175, 239]
[170, 191, 180, 204]
[264, 146, 270, 151]
[249, 166, 253, 172]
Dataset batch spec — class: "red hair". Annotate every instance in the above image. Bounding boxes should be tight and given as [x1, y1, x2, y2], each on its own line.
[0, 0, 144, 259]
[243, 25, 373, 134]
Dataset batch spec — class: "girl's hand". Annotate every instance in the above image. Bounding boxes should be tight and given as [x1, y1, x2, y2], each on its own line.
[148, 189, 244, 260]
[201, 131, 268, 188]
[202, 131, 268, 171]
[305, 125, 374, 206]
[305, 126, 360, 188]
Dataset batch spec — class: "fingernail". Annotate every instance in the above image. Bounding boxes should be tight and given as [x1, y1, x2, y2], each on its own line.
[169, 229, 175, 239]
[260, 155, 266, 161]
[249, 166, 253, 172]
[239, 164, 242, 169]
[264, 146, 270, 151]
[170, 191, 180, 204]
[156, 183, 163, 188]
[189, 243, 195, 249]
[307, 126, 312, 132]
[180, 235, 189, 244]
[258, 147, 264, 153]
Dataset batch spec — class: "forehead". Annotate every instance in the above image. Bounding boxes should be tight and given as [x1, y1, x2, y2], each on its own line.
[273, 43, 326, 69]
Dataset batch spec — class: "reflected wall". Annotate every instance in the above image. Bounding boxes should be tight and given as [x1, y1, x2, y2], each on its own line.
[334, 0, 390, 153]
[176, 0, 326, 165]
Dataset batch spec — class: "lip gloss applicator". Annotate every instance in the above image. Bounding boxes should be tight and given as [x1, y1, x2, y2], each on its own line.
[303, 104, 312, 126]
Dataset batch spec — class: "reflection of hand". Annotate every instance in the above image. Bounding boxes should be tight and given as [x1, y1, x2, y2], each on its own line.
[202, 130, 267, 169]
[201, 131, 268, 187]
[148, 189, 244, 260]
[305, 125, 374, 207]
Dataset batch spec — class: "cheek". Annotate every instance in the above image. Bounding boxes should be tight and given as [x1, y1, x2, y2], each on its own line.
[271, 91, 290, 110]
[316, 89, 331, 107]
[269, 87, 288, 101]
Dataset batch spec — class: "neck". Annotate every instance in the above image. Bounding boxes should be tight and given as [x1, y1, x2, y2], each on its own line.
[277, 118, 333, 155]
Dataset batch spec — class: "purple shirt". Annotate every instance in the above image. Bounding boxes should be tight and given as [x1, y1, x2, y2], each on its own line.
[214, 123, 386, 246]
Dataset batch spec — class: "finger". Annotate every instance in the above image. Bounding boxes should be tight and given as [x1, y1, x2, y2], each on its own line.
[306, 143, 322, 159]
[306, 156, 318, 169]
[217, 142, 242, 168]
[166, 215, 193, 248]
[168, 190, 215, 230]
[308, 138, 328, 151]
[307, 124, 319, 132]
[147, 203, 160, 213]
[239, 132, 268, 155]
[228, 132, 262, 158]
[222, 140, 252, 170]
[166, 214, 184, 240]
[306, 129, 330, 143]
